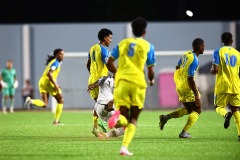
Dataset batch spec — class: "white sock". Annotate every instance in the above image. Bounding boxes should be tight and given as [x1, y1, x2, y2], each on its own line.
[107, 127, 125, 137]
[115, 127, 124, 137]
[108, 110, 114, 118]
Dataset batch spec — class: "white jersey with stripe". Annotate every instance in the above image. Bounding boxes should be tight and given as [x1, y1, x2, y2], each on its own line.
[97, 76, 114, 104]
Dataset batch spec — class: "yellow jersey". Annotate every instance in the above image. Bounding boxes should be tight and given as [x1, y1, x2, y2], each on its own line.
[88, 44, 109, 84]
[174, 51, 199, 91]
[212, 46, 240, 94]
[40, 58, 61, 87]
[110, 37, 156, 88]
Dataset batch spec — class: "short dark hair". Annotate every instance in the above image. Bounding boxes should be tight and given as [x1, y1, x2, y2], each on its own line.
[98, 28, 112, 41]
[131, 17, 147, 37]
[221, 32, 233, 44]
[192, 38, 204, 51]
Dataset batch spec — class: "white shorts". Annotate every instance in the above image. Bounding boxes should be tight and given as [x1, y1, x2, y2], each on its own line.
[94, 102, 114, 122]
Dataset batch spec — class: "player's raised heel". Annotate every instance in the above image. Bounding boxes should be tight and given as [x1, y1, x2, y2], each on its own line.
[224, 112, 232, 129]
[159, 115, 168, 130]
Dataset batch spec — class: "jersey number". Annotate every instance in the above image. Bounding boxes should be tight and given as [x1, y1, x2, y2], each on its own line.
[128, 43, 136, 57]
[224, 54, 237, 67]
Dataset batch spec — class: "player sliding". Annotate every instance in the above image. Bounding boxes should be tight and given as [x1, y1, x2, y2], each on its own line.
[87, 76, 124, 138]
[86, 28, 113, 136]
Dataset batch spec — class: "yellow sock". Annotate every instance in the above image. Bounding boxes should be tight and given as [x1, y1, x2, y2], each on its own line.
[169, 108, 188, 118]
[122, 123, 136, 147]
[118, 115, 128, 127]
[93, 116, 98, 129]
[31, 99, 45, 107]
[183, 111, 199, 132]
[215, 107, 227, 117]
[233, 111, 240, 135]
[54, 104, 63, 122]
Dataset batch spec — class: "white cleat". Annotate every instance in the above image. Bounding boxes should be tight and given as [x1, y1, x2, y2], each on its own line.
[179, 131, 192, 138]
[97, 132, 108, 140]
[24, 97, 31, 109]
[120, 147, 133, 156]
[10, 108, 14, 113]
[2, 108, 7, 114]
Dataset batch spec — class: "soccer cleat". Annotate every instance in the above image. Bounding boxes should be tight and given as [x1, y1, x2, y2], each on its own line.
[24, 97, 31, 109]
[238, 136, 240, 141]
[120, 147, 133, 156]
[53, 121, 64, 126]
[2, 107, 7, 114]
[159, 115, 168, 130]
[92, 127, 99, 137]
[98, 120, 108, 133]
[97, 132, 108, 139]
[108, 110, 120, 129]
[10, 108, 14, 113]
[224, 112, 232, 129]
[179, 131, 192, 138]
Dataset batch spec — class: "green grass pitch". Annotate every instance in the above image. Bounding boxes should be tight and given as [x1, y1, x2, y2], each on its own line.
[0, 109, 240, 160]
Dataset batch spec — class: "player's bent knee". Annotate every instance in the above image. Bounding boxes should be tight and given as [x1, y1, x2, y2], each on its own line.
[197, 109, 202, 115]
[56, 98, 64, 104]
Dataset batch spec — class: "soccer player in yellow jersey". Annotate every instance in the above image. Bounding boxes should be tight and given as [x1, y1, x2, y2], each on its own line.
[86, 28, 113, 136]
[159, 38, 205, 138]
[24, 49, 65, 126]
[106, 17, 156, 156]
[211, 32, 240, 141]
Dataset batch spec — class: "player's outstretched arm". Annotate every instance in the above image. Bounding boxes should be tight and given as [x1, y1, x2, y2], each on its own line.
[87, 81, 99, 92]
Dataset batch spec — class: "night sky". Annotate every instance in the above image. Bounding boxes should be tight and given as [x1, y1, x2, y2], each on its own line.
[0, 0, 239, 23]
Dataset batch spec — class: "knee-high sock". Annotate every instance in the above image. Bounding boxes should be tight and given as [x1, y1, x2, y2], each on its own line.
[169, 108, 188, 118]
[107, 127, 125, 137]
[122, 123, 136, 148]
[183, 111, 199, 132]
[10, 99, 15, 109]
[118, 115, 128, 127]
[2, 98, 7, 109]
[233, 111, 240, 136]
[215, 106, 227, 117]
[31, 99, 45, 107]
[93, 116, 98, 129]
[54, 103, 63, 123]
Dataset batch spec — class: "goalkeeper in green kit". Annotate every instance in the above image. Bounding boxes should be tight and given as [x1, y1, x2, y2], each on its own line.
[0, 60, 18, 114]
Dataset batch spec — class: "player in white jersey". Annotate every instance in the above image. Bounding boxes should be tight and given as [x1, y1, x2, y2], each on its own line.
[87, 76, 124, 138]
